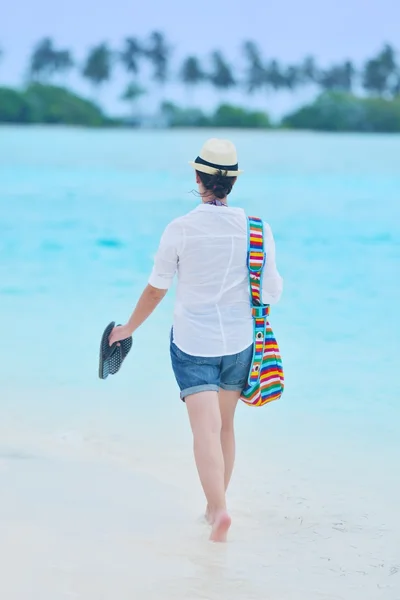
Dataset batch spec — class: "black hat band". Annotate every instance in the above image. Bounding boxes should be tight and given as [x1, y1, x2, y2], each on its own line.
[195, 156, 239, 171]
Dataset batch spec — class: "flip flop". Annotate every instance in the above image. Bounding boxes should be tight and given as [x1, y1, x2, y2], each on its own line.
[98, 321, 133, 380]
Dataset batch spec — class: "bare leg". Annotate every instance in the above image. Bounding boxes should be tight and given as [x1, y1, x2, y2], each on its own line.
[205, 390, 240, 523]
[185, 391, 231, 542]
[219, 389, 240, 491]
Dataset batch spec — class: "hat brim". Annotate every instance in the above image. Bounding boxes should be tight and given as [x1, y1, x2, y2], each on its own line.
[189, 161, 243, 177]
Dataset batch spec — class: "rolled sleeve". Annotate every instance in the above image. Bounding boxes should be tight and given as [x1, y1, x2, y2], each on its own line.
[262, 222, 283, 304]
[148, 221, 181, 290]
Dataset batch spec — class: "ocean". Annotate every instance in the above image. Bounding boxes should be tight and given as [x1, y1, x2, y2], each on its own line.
[1, 125, 399, 599]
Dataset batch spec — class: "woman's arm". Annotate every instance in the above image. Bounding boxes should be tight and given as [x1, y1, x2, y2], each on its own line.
[108, 220, 180, 346]
[109, 284, 167, 345]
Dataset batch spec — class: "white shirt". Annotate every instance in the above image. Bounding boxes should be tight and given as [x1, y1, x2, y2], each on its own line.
[148, 204, 283, 357]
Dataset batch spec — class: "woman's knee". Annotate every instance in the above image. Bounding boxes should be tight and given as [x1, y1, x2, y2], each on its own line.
[221, 420, 234, 435]
[194, 414, 222, 438]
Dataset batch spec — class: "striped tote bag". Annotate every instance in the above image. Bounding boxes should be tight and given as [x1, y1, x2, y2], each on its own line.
[240, 216, 284, 407]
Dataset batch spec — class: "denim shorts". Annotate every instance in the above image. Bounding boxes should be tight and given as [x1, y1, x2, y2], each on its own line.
[170, 334, 254, 401]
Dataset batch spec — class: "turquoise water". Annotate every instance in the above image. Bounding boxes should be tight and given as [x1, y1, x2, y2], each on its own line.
[1, 127, 399, 422]
[1, 126, 400, 598]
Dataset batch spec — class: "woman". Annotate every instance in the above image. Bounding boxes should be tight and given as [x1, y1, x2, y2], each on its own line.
[109, 138, 283, 542]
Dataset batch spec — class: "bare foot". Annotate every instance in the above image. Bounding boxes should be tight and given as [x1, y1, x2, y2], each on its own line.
[210, 511, 231, 543]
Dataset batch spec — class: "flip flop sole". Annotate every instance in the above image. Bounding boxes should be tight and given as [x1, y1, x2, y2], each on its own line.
[99, 321, 115, 379]
[99, 321, 133, 380]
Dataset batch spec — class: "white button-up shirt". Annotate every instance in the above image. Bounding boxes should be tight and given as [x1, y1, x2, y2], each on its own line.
[148, 204, 283, 357]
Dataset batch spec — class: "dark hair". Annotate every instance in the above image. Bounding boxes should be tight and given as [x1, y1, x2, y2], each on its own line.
[197, 169, 236, 200]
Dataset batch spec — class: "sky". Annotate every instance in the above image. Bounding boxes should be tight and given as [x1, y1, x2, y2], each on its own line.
[1, 0, 399, 118]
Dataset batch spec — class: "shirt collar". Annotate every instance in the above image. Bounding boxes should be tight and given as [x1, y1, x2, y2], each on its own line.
[194, 203, 242, 213]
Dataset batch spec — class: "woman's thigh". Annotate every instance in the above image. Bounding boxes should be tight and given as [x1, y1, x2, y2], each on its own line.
[185, 391, 222, 436]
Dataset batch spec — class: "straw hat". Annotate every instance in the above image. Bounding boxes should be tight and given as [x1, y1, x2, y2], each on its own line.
[189, 138, 243, 177]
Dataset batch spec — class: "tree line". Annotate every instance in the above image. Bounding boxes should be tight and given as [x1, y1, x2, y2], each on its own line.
[0, 34, 399, 111]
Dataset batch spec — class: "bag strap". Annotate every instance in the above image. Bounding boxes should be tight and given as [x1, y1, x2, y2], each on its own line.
[247, 217, 269, 317]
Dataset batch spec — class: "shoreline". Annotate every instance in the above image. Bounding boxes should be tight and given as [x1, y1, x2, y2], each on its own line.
[2, 122, 400, 135]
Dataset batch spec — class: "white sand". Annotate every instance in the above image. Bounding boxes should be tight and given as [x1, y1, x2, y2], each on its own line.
[0, 396, 399, 600]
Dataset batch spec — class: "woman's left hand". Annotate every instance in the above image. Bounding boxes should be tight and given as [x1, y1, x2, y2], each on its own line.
[108, 324, 131, 346]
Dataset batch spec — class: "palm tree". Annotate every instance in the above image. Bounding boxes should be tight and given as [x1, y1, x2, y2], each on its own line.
[28, 38, 74, 83]
[318, 61, 355, 93]
[208, 51, 236, 97]
[53, 50, 74, 83]
[363, 44, 398, 97]
[342, 61, 356, 92]
[82, 43, 113, 94]
[29, 38, 57, 81]
[283, 65, 301, 91]
[318, 66, 339, 91]
[120, 37, 143, 81]
[180, 56, 204, 104]
[145, 31, 170, 86]
[299, 55, 319, 85]
[242, 41, 266, 94]
[121, 82, 146, 122]
[264, 60, 285, 92]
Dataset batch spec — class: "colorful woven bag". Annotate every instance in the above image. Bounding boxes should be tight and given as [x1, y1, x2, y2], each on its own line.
[240, 216, 284, 407]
